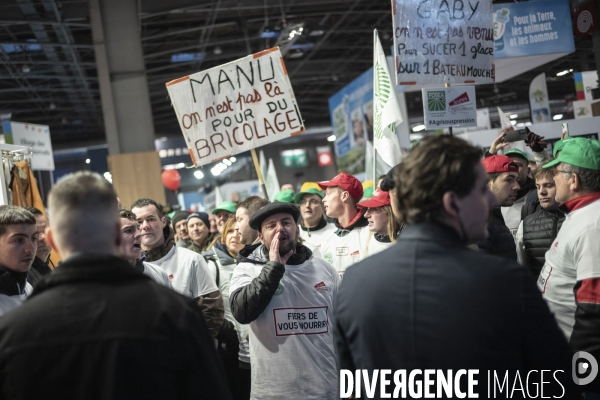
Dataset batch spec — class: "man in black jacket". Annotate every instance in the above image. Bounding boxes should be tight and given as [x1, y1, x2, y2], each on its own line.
[334, 136, 576, 398]
[230, 202, 340, 400]
[478, 154, 520, 259]
[516, 166, 565, 277]
[0, 171, 231, 400]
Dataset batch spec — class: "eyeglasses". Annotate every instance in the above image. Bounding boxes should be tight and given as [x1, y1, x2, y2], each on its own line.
[299, 199, 321, 206]
[553, 168, 572, 175]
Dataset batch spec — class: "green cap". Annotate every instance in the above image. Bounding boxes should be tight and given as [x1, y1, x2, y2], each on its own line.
[274, 189, 295, 203]
[504, 149, 529, 162]
[294, 188, 323, 204]
[361, 186, 374, 200]
[552, 137, 587, 157]
[544, 139, 600, 170]
[212, 201, 237, 215]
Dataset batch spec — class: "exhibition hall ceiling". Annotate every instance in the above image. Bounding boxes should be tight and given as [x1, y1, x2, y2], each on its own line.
[0, 0, 595, 149]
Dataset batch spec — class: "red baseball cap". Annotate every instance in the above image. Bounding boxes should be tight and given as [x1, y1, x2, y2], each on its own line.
[357, 188, 390, 208]
[482, 155, 519, 174]
[318, 172, 363, 201]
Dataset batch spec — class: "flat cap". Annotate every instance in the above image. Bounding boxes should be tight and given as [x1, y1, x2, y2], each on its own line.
[249, 202, 301, 231]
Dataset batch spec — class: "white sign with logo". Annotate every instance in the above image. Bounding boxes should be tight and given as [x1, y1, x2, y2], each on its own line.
[423, 86, 477, 129]
[9, 121, 54, 171]
[392, 0, 495, 85]
[166, 47, 305, 167]
[573, 100, 593, 119]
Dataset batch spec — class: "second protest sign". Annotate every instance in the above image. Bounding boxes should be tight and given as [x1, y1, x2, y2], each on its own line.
[166, 47, 305, 167]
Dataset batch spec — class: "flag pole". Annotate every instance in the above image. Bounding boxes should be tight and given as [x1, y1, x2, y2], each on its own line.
[445, 80, 453, 136]
[251, 148, 269, 200]
[373, 29, 378, 183]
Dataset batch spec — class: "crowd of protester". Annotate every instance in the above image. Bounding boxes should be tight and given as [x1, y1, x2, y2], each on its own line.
[0, 130, 599, 399]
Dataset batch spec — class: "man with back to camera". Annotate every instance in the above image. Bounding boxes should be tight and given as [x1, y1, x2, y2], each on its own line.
[132, 198, 224, 337]
[334, 136, 576, 398]
[478, 155, 520, 260]
[318, 172, 370, 276]
[235, 196, 270, 246]
[24, 207, 53, 285]
[515, 166, 565, 278]
[295, 188, 335, 252]
[0, 205, 37, 315]
[538, 139, 600, 396]
[0, 172, 231, 399]
[230, 202, 339, 400]
[118, 208, 172, 287]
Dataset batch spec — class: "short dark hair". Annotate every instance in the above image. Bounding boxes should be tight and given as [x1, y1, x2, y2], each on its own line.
[119, 209, 137, 221]
[394, 136, 482, 225]
[0, 206, 36, 236]
[131, 198, 164, 218]
[24, 207, 43, 216]
[561, 163, 600, 193]
[237, 196, 269, 217]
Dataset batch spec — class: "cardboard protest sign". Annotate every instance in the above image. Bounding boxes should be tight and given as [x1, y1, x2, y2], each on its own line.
[166, 47, 304, 167]
[392, 0, 495, 85]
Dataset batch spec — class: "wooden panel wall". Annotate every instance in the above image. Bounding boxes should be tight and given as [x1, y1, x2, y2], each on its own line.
[107, 151, 166, 209]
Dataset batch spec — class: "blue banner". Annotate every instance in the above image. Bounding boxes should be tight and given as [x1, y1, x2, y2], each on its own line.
[328, 68, 373, 174]
[493, 0, 574, 59]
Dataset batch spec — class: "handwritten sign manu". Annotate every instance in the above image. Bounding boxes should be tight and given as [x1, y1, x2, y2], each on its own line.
[166, 47, 305, 167]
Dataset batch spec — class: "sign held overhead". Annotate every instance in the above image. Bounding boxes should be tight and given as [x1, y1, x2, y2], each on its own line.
[423, 86, 478, 129]
[392, 0, 495, 85]
[166, 47, 305, 167]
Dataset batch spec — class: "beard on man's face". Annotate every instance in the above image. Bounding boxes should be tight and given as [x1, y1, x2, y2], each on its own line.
[265, 231, 297, 256]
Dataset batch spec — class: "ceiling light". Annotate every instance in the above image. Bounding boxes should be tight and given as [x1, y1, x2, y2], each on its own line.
[85, 158, 90, 164]
[22, 65, 30, 73]
[213, 46, 222, 55]
[327, 135, 336, 142]
[222, 159, 232, 166]
[510, 120, 517, 125]
[49, 102, 56, 110]
[229, 157, 236, 162]
[194, 170, 204, 179]
[556, 70, 570, 76]
[309, 29, 324, 36]
[509, 114, 517, 119]
[412, 124, 426, 132]
[553, 114, 563, 120]
[103, 172, 112, 183]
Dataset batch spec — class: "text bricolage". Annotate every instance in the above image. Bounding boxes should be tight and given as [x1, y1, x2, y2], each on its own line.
[340, 369, 566, 398]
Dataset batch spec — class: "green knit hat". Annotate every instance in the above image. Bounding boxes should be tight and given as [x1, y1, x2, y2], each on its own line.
[212, 201, 237, 215]
[294, 188, 324, 204]
[544, 139, 600, 171]
[273, 189, 295, 203]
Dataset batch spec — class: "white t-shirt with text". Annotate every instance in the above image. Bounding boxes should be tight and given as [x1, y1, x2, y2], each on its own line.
[230, 255, 340, 400]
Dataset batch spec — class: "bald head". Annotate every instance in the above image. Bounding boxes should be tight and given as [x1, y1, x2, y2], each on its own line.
[48, 171, 120, 258]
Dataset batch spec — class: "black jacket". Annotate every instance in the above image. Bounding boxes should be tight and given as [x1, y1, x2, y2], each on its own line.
[334, 222, 576, 398]
[477, 208, 517, 260]
[522, 208, 565, 277]
[26, 256, 52, 287]
[0, 253, 231, 400]
[230, 243, 312, 324]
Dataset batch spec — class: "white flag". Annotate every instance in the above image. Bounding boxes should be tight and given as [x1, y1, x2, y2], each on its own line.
[265, 158, 280, 200]
[373, 30, 403, 172]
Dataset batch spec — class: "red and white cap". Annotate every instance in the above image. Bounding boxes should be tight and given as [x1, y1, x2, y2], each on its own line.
[318, 172, 363, 201]
[481, 155, 519, 174]
[357, 188, 391, 208]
